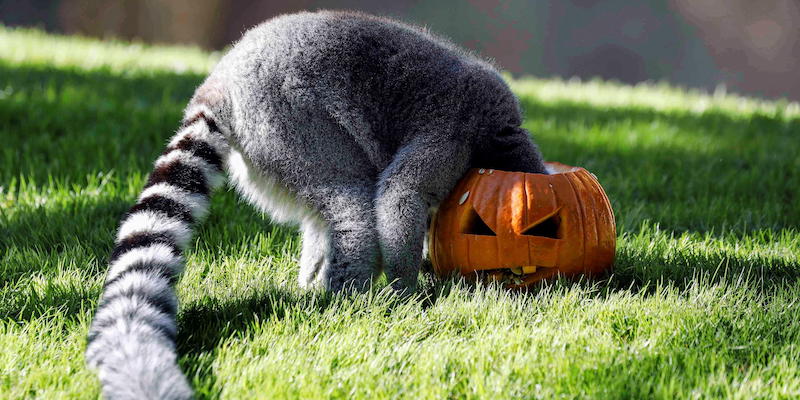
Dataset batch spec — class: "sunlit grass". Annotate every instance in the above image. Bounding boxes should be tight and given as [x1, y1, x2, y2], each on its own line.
[1, 26, 799, 399]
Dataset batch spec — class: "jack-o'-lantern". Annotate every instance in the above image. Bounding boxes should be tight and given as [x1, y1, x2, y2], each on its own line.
[428, 162, 615, 288]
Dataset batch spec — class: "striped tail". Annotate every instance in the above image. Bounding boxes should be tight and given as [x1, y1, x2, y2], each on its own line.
[86, 101, 229, 400]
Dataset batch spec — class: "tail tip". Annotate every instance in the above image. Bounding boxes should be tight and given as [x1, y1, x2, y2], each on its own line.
[87, 332, 193, 399]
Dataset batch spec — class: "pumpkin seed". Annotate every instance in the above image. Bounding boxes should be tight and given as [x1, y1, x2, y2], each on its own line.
[458, 191, 469, 205]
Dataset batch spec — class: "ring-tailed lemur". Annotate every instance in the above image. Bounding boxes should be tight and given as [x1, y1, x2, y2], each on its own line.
[86, 10, 546, 399]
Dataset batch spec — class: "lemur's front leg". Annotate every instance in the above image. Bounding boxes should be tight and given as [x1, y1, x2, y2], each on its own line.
[375, 136, 471, 292]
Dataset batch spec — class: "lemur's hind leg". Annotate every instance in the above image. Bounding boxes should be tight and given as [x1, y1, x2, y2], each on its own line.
[298, 216, 330, 289]
[305, 183, 381, 292]
[375, 136, 471, 292]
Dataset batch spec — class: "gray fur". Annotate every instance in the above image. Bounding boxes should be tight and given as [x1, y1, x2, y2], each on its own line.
[216, 10, 545, 291]
[88, 10, 545, 398]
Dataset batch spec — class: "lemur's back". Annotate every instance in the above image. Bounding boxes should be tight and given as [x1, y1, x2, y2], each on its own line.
[212, 11, 525, 173]
[87, 11, 546, 399]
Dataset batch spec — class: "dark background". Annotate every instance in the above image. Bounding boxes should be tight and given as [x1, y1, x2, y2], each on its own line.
[3, 0, 799, 101]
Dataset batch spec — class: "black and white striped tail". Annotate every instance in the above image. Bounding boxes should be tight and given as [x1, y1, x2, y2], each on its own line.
[86, 103, 229, 400]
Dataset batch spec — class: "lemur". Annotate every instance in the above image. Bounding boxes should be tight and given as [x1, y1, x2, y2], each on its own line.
[86, 10, 546, 399]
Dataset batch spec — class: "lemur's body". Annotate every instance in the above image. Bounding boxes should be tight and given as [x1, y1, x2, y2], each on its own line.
[86, 11, 546, 399]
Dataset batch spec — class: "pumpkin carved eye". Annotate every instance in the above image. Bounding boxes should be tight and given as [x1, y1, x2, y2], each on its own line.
[521, 213, 561, 239]
[461, 208, 496, 236]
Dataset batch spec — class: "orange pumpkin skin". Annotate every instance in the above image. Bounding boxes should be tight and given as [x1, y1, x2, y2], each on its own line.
[428, 162, 615, 288]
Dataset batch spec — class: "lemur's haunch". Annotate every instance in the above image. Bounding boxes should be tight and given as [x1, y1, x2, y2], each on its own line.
[86, 10, 546, 399]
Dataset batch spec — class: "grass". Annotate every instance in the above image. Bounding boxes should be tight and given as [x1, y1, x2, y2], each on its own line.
[1, 25, 799, 399]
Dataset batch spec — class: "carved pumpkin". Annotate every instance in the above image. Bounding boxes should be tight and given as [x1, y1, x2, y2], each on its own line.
[428, 162, 615, 288]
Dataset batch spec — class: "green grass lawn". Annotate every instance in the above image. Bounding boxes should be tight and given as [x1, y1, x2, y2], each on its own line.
[1, 26, 799, 399]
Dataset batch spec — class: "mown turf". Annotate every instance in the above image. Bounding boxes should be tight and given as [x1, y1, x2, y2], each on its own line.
[1, 26, 799, 399]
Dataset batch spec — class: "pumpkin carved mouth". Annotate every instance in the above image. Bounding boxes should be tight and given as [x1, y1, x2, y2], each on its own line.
[429, 162, 616, 288]
[484, 266, 548, 285]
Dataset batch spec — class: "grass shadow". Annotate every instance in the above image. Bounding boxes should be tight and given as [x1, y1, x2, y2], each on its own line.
[0, 61, 204, 183]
